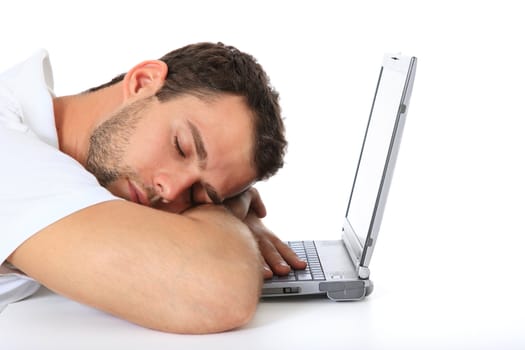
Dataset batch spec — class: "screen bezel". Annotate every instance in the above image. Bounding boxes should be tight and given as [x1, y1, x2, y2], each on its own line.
[342, 54, 417, 272]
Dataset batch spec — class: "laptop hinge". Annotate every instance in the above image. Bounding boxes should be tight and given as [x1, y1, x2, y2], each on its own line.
[358, 266, 370, 280]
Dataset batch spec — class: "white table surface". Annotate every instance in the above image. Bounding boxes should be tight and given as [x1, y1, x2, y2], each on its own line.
[2, 212, 524, 350]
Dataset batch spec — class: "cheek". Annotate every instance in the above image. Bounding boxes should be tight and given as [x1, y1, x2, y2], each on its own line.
[126, 132, 172, 170]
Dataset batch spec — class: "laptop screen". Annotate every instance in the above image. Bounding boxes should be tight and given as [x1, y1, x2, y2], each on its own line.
[345, 54, 416, 262]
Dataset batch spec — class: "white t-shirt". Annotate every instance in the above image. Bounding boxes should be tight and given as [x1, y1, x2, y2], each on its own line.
[0, 50, 119, 311]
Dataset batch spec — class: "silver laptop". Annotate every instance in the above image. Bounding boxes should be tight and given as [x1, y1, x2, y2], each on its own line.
[262, 53, 417, 301]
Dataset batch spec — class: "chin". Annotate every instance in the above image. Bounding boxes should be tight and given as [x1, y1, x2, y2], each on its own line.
[104, 180, 129, 201]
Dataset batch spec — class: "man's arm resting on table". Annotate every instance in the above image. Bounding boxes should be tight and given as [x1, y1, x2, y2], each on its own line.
[7, 200, 263, 334]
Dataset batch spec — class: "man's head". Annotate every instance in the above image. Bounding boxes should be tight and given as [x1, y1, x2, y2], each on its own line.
[85, 42, 286, 212]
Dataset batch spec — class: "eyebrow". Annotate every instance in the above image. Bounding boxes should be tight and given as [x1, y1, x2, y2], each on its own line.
[187, 120, 208, 168]
[185, 120, 222, 205]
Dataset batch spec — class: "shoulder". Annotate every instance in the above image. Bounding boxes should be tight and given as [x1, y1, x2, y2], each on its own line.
[0, 49, 56, 145]
[0, 83, 25, 131]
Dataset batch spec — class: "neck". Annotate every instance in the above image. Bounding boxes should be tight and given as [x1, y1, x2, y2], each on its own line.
[53, 83, 124, 166]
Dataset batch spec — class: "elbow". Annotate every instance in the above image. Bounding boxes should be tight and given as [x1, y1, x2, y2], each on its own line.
[160, 217, 263, 334]
[222, 272, 262, 330]
[206, 281, 261, 333]
[160, 265, 262, 334]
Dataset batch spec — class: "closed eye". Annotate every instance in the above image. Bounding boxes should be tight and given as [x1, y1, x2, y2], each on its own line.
[189, 185, 196, 205]
[175, 136, 186, 158]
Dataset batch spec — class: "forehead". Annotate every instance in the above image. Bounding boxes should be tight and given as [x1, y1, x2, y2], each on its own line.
[161, 92, 253, 123]
[162, 93, 255, 148]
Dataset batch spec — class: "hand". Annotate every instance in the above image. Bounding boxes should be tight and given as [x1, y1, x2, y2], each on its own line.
[244, 211, 307, 279]
[224, 188, 307, 278]
[223, 187, 266, 221]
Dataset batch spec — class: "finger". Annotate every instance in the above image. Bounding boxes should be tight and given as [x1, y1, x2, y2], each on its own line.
[223, 193, 250, 219]
[270, 237, 308, 270]
[258, 236, 291, 276]
[250, 200, 266, 218]
[248, 188, 267, 218]
[262, 262, 273, 279]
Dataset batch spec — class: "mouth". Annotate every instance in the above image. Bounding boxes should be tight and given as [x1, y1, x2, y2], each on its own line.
[128, 180, 149, 206]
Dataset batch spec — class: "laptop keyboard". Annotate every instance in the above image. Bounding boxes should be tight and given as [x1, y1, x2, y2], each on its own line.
[271, 241, 326, 281]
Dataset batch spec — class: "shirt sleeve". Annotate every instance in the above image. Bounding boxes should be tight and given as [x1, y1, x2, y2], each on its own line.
[0, 122, 120, 265]
[0, 263, 41, 312]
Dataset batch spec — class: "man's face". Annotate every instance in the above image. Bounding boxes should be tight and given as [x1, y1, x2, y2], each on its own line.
[86, 93, 257, 213]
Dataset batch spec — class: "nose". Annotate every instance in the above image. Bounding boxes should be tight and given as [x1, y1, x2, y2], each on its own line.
[154, 172, 195, 207]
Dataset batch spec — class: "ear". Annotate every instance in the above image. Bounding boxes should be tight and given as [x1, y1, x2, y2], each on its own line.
[122, 60, 168, 100]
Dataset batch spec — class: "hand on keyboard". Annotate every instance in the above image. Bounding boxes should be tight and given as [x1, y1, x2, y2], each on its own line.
[270, 241, 325, 281]
[222, 188, 307, 279]
[244, 212, 307, 279]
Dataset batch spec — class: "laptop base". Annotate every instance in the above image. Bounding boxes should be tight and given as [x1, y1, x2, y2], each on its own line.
[262, 239, 373, 301]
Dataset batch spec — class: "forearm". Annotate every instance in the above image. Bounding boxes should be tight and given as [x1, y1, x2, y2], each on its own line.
[8, 200, 263, 334]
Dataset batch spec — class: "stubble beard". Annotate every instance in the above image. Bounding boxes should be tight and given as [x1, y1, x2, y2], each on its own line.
[85, 98, 149, 191]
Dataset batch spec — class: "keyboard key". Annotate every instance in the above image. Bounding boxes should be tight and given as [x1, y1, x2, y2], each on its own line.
[266, 241, 326, 282]
[296, 273, 313, 281]
[272, 275, 298, 281]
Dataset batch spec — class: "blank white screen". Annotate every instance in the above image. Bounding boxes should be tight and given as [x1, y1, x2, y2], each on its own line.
[346, 65, 406, 246]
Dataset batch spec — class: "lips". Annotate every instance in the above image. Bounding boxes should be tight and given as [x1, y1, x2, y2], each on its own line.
[128, 181, 148, 206]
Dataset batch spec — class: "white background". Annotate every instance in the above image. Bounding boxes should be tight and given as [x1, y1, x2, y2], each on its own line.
[1, 0, 524, 348]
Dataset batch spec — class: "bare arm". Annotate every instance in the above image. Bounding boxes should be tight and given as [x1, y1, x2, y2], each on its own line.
[7, 200, 263, 334]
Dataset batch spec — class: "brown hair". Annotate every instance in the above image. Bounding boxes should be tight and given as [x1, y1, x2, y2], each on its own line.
[88, 42, 286, 181]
